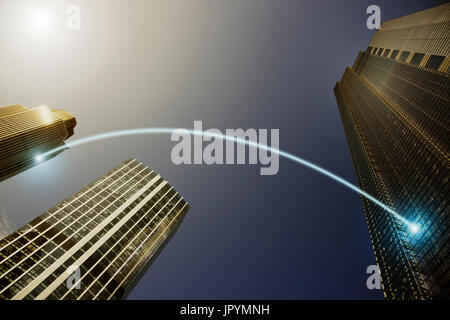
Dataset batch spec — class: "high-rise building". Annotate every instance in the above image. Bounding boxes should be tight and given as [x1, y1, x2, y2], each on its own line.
[0, 105, 77, 182]
[0, 158, 189, 300]
[334, 3, 449, 299]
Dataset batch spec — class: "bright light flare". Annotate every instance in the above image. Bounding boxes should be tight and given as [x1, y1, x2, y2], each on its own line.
[35, 155, 43, 162]
[39, 106, 55, 124]
[30, 11, 50, 32]
[409, 224, 420, 234]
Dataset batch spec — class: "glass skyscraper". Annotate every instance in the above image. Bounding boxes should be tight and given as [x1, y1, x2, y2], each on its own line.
[334, 3, 449, 299]
[0, 105, 76, 182]
[0, 158, 189, 300]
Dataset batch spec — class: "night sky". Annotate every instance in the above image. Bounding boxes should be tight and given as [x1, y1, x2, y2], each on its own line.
[0, 0, 445, 299]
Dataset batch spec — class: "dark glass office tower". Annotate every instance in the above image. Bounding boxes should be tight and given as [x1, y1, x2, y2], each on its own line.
[334, 3, 449, 299]
[0, 105, 77, 182]
[0, 159, 189, 300]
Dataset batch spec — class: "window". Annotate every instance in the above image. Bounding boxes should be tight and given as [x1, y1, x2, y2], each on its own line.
[383, 49, 391, 57]
[399, 51, 410, 62]
[390, 50, 399, 60]
[378, 48, 384, 56]
[410, 53, 425, 66]
[425, 55, 445, 70]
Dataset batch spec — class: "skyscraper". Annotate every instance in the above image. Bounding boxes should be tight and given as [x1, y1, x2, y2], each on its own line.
[0, 105, 77, 182]
[0, 158, 189, 300]
[334, 3, 449, 299]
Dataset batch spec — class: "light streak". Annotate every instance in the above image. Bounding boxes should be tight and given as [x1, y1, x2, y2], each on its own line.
[37, 128, 419, 232]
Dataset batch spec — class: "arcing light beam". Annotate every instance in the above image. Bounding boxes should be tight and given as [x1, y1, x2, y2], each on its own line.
[35, 128, 419, 232]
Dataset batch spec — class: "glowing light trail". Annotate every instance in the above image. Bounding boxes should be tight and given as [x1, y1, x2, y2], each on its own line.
[36, 128, 419, 232]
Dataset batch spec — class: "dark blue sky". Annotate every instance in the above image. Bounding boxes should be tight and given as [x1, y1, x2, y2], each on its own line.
[0, 0, 445, 299]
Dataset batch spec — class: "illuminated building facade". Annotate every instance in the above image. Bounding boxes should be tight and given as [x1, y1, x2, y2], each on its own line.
[334, 3, 449, 299]
[0, 105, 77, 182]
[0, 159, 189, 300]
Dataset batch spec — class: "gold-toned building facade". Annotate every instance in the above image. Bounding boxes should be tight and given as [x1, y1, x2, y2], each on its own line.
[0, 105, 76, 182]
[334, 3, 449, 299]
[0, 159, 189, 300]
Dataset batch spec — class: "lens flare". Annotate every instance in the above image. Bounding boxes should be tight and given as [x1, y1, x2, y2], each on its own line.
[31, 11, 50, 32]
[409, 224, 420, 234]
